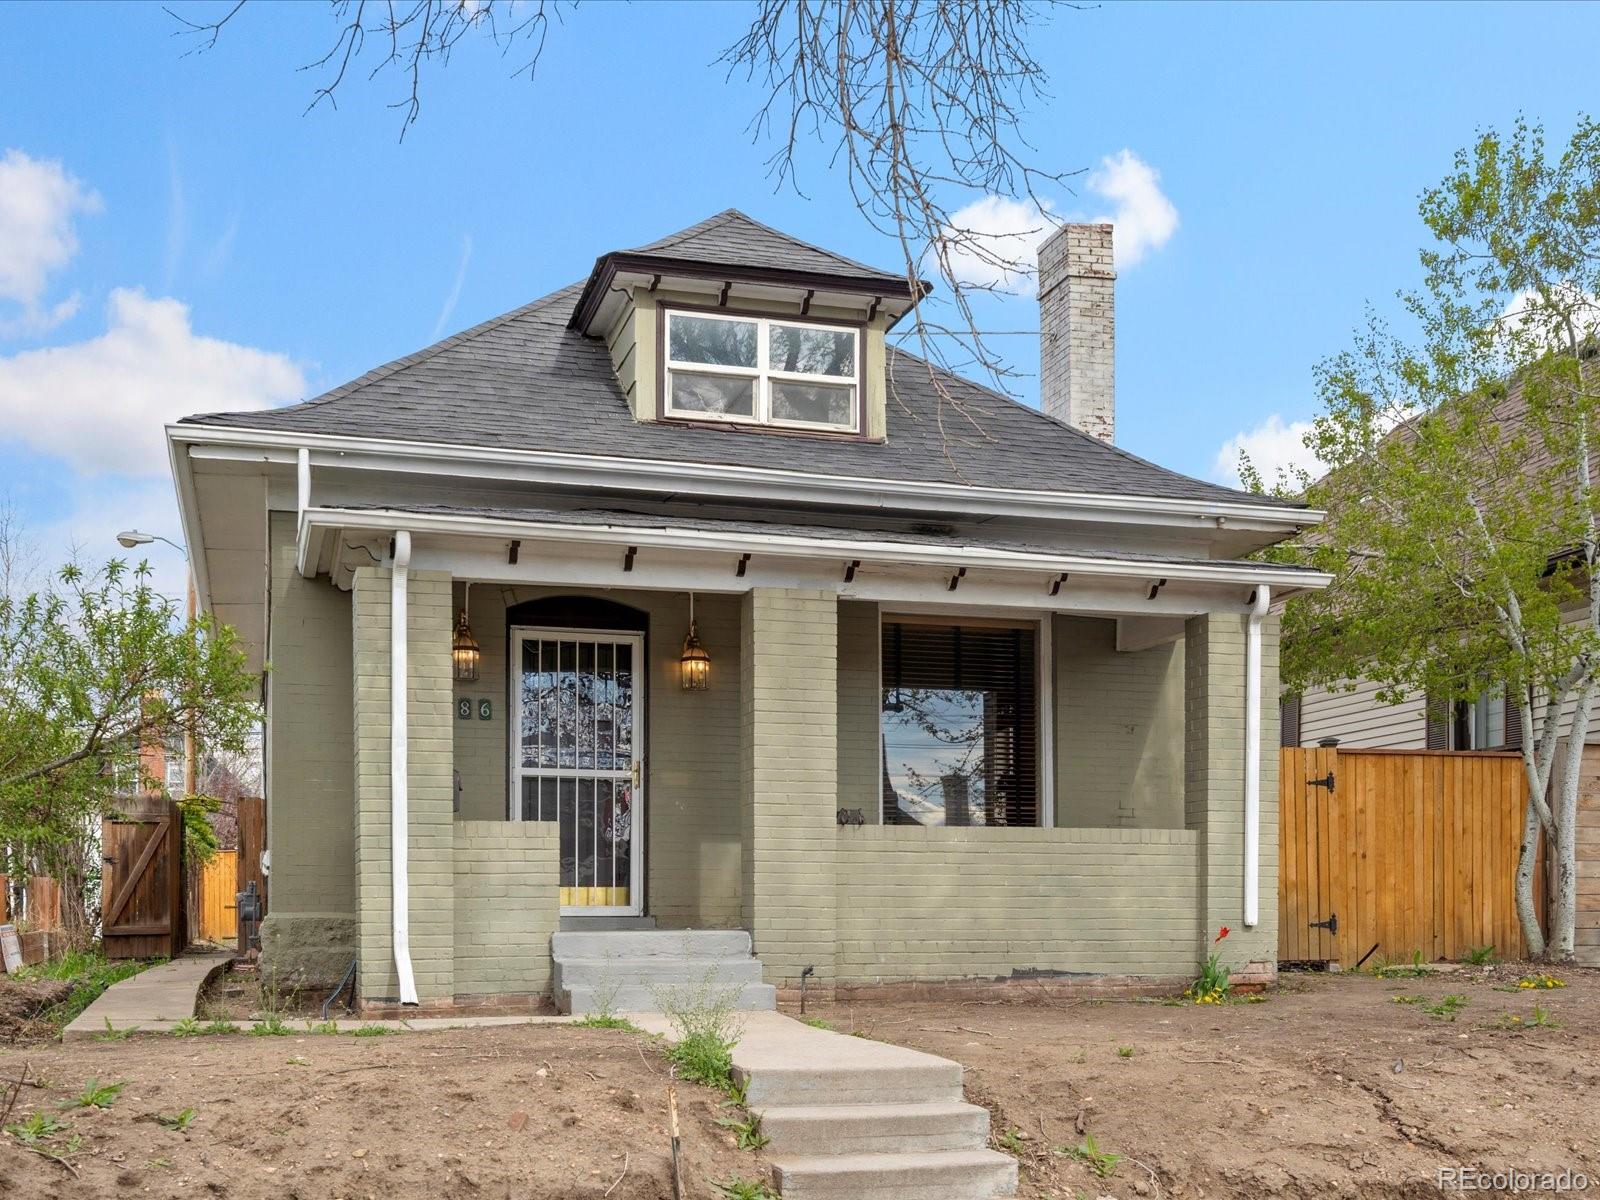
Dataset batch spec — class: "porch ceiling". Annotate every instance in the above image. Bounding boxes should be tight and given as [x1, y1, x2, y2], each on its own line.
[298, 502, 1331, 617]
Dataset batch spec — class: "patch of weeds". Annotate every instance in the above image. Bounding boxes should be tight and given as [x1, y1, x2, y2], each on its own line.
[1499, 1004, 1559, 1030]
[1423, 994, 1468, 1021]
[653, 968, 744, 1099]
[716, 1110, 771, 1151]
[1517, 974, 1566, 990]
[1392, 995, 1424, 1005]
[155, 1108, 196, 1132]
[248, 1014, 291, 1037]
[1184, 925, 1232, 1003]
[202, 1019, 238, 1036]
[800, 1016, 833, 1030]
[1059, 1131, 1122, 1178]
[997, 1127, 1026, 1153]
[574, 1013, 642, 1032]
[1463, 944, 1497, 965]
[1376, 950, 1431, 979]
[670, 1031, 736, 1093]
[6, 1111, 69, 1145]
[353, 1024, 395, 1037]
[286, 1056, 310, 1065]
[94, 1017, 135, 1041]
[64, 1079, 126, 1110]
[304, 1020, 340, 1035]
[170, 1017, 202, 1037]
[146, 1156, 173, 1170]
[1116, 1046, 1135, 1059]
[11, 952, 162, 1036]
[716, 1177, 780, 1200]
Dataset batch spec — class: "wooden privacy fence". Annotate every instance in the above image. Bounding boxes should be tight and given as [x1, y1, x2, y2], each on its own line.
[1279, 747, 1542, 967]
[196, 850, 239, 943]
[101, 800, 185, 960]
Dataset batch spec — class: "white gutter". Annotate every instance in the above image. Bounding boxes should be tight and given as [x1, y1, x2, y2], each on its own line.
[1243, 584, 1270, 928]
[301, 506, 1335, 594]
[168, 423, 1325, 533]
[390, 530, 419, 1006]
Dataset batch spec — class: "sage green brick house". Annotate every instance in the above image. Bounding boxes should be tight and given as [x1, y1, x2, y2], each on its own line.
[168, 212, 1328, 1007]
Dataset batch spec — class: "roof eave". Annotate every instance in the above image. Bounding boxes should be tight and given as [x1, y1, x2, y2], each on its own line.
[567, 251, 927, 334]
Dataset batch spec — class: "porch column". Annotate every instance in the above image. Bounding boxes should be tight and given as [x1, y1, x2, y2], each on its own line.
[352, 565, 456, 1004]
[740, 588, 838, 986]
[1184, 609, 1281, 981]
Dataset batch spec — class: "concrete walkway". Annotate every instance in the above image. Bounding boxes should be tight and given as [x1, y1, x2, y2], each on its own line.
[635, 1010, 1017, 1199]
[63, 951, 233, 1041]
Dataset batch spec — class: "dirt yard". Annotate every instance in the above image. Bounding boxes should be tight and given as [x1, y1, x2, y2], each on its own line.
[793, 964, 1600, 1199]
[2, 966, 1597, 1199]
[0, 1023, 765, 1199]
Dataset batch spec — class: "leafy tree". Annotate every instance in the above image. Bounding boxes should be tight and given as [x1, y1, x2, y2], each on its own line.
[1280, 117, 1600, 960]
[0, 557, 257, 933]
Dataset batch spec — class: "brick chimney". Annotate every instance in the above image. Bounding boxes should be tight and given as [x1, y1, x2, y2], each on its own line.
[1038, 223, 1115, 443]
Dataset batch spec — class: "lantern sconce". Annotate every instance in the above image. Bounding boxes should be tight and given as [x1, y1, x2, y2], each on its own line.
[452, 582, 482, 682]
[680, 592, 711, 691]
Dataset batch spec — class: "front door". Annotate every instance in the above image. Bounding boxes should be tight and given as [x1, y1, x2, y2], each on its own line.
[511, 626, 643, 915]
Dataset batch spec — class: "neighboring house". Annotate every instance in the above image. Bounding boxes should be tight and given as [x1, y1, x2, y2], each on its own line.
[167, 211, 1327, 1010]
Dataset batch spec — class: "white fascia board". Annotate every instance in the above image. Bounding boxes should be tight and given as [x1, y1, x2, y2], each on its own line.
[300, 504, 1334, 592]
[166, 433, 212, 610]
[169, 423, 1324, 535]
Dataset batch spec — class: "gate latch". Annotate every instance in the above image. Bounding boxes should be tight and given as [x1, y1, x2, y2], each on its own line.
[1309, 912, 1339, 935]
[1307, 771, 1335, 792]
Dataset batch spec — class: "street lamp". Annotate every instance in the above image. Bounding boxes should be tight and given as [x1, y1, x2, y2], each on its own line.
[116, 530, 187, 557]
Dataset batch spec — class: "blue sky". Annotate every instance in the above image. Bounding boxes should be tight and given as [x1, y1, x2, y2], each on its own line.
[2, 1, 1598, 597]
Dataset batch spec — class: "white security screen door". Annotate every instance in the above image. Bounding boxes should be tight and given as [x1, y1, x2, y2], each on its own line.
[511, 627, 644, 914]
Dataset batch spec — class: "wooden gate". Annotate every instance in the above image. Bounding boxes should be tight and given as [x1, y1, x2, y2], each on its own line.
[101, 800, 184, 959]
[1279, 747, 1541, 966]
[196, 851, 239, 943]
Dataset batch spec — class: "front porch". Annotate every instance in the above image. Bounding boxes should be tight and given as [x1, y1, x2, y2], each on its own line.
[289, 503, 1313, 1008]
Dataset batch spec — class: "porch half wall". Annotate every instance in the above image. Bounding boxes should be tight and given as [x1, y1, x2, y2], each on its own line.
[836, 826, 1199, 981]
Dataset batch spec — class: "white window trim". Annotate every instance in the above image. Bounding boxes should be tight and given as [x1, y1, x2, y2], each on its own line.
[663, 308, 861, 434]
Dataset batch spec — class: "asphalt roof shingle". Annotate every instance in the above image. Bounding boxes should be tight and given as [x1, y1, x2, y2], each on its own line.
[180, 211, 1299, 509]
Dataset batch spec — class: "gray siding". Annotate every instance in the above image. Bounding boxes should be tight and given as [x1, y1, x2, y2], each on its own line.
[1298, 680, 1427, 749]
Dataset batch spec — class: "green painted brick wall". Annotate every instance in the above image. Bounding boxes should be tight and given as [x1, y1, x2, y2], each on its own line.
[1185, 610, 1281, 973]
[352, 565, 457, 1004]
[260, 511, 357, 986]
[454, 821, 560, 996]
[742, 588, 838, 984]
[1054, 615, 1185, 830]
[835, 826, 1200, 981]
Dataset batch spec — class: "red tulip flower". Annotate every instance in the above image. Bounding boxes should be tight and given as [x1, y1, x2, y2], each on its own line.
[1214, 926, 1230, 944]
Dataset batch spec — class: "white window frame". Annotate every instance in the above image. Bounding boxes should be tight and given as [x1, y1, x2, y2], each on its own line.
[663, 308, 861, 434]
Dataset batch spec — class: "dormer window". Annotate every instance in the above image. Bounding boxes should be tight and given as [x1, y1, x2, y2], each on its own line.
[663, 308, 860, 433]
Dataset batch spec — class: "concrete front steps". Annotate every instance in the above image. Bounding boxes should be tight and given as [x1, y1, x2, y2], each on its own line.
[734, 1013, 1017, 1200]
[550, 929, 777, 1015]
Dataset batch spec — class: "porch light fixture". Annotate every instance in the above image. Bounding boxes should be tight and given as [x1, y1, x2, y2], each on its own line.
[452, 583, 481, 682]
[680, 593, 711, 691]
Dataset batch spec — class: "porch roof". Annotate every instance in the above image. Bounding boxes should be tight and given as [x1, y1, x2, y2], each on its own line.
[299, 501, 1332, 601]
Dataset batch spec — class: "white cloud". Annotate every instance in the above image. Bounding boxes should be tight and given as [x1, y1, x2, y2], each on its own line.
[0, 148, 101, 336]
[1088, 149, 1179, 269]
[939, 150, 1178, 291]
[1212, 413, 1322, 489]
[0, 288, 304, 477]
[431, 233, 474, 340]
[38, 478, 193, 604]
[937, 195, 1058, 293]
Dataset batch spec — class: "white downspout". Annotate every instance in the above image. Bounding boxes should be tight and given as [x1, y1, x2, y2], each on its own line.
[1243, 584, 1270, 928]
[391, 530, 419, 1005]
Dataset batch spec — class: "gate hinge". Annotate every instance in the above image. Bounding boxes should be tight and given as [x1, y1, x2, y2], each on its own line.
[1309, 912, 1338, 935]
[1307, 771, 1335, 792]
